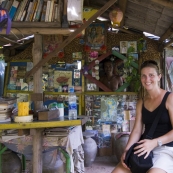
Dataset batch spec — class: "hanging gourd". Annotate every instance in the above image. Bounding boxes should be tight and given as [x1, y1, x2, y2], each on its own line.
[109, 7, 123, 27]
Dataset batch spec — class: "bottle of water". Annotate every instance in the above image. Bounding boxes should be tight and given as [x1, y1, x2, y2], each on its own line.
[68, 87, 77, 120]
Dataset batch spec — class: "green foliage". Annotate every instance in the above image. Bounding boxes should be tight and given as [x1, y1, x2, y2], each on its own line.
[123, 55, 141, 92]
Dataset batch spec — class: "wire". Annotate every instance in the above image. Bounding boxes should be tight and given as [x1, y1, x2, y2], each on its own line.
[0, 27, 25, 45]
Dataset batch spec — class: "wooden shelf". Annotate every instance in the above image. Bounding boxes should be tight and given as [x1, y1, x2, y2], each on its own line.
[0, 118, 82, 129]
[11, 22, 61, 28]
[1, 22, 75, 35]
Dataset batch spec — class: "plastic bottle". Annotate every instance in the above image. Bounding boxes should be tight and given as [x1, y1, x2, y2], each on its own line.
[68, 86, 77, 120]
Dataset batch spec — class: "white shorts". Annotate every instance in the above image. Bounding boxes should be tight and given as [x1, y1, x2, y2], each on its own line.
[150, 145, 173, 173]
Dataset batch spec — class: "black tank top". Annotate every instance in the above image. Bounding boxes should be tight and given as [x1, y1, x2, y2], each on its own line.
[142, 92, 173, 147]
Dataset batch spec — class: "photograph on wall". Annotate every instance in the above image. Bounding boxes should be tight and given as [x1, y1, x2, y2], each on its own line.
[87, 83, 97, 91]
[72, 52, 82, 59]
[54, 71, 72, 89]
[128, 53, 138, 62]
[86, 23, 106, 50]
[127, 41, 137, 53]
[120, 41, 128, 54]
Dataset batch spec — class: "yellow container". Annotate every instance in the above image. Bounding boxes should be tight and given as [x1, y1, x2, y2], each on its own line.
[18, 102, 29, 116]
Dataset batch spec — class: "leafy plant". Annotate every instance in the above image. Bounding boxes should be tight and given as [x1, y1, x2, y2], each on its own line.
[123, 55, 141, 92]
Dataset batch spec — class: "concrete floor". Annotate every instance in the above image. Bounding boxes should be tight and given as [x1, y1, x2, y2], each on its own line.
[85, 156, 118, 173]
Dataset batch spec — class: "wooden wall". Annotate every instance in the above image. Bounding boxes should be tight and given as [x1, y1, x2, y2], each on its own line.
[9, 31, 161, 64]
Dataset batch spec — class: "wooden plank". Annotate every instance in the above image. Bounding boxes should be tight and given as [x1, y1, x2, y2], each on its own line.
[127, 2, 148, 14]
[88, 52, 111, 69]
[155, 25, 168, 36]
[162, 38, 173, 49]
[118, 0, 128, 27]
[162, 7, 173, 17]
[11, 22, 61, 28]
[30, 93, 43, 101]
[159, 14, 173, 23]
[33, 34, 43, 111]
[32, 34, 43, 173]
[0, 120, 82, 129]
[151, 0, 173, 9]
[126, 8, 158, 24]
[156, 19, 171, 29]
[146, 8, 161, 19]
[0, 28, 73, 35]
[159, 23, 173, 42]
[128, 0, 163, 12]
[18, 129, 30, 136]
[25, 0, 118, 78]
[125, 20, 156, 34]
[32, 129, 43, 173]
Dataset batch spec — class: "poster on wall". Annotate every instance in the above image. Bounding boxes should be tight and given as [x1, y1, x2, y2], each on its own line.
[54, 71, 72, 89]
[120, 41, 128, 54]
[101, 96, 117, 121]
[127, 41, 137, 53]
[85, 23, 106, 50]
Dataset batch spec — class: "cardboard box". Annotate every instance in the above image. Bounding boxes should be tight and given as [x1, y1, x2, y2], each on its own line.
[38, 109, 60, 121]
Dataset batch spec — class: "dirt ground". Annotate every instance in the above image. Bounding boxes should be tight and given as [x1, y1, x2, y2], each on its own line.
[85, 156, 118, 173]
[25, 155, 118, 173]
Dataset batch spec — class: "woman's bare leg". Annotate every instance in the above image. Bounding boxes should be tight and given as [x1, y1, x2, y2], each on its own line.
[147, 168, 166, 173]
[111, 162, 131, 173]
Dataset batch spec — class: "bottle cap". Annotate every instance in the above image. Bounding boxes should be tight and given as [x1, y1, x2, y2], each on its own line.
[68, 86, 74, 93]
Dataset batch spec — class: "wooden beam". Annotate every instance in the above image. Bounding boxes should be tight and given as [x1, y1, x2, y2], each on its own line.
[151, 0, 173, 9]
[164, 38, 173, 48]
[159, 23, 173, 42]
[159, 38, 173, 51]
[25, 0, 118, 78]
[12, 22, 61, 28]
[32, 129, 43, 173]
[33, 34, 43, 111]
[118, 0, 128, 27]
[0, 28, 73, 35]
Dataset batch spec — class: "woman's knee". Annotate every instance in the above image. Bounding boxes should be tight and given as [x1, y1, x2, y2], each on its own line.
[111, 163, 131, 173]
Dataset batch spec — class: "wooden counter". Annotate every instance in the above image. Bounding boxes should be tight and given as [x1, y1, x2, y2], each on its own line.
[0, 116, 88, 173]
[0, 116, 88, 130]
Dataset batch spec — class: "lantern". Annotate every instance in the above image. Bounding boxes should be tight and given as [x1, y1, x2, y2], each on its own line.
[109, 7, 123, 27]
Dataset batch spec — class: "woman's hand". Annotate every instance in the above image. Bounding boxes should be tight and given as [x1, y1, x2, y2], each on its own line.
[133, 139, 156, 158]
[121, 151, 130, 170]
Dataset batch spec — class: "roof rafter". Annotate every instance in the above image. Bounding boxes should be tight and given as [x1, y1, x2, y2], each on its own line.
[118, 0, 128, 27]
[159, 23, 173, 42]
[151, 0, 173, 9]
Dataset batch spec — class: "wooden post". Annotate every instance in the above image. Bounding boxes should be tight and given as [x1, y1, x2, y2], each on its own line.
[31, 129, 43, 173]
[32, 34, 43, 173]
[33, 34, 43, 111]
